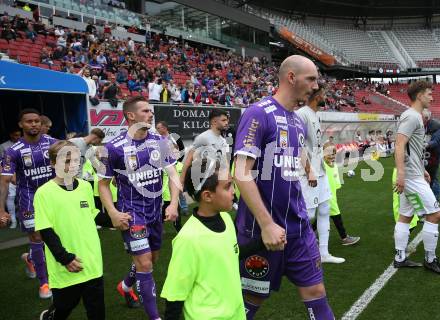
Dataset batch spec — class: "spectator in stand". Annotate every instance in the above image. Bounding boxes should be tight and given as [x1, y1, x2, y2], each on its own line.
[96, 51, 107, 68]
[116, 67, 128, 83]
[1, 23, 17, 42]
[127, 37, 135, 54]
[57, 34, 67, 48]
[195, 86, 213, 105]
[168, 80, 181, 103]
[182, 83, 196, 104]
[25, 21, 37, 42]
[128, 74, 143, 96]
[219, 90, 233, 106]
[63, 50, 76, 64]
[54, 26, 64, 37]
[102, 75, 121, 107]
[148, 77, 163, 103]
[79, 67, 97, 100]
[40, 47, 54, 68]
[160, 81, 170, 103]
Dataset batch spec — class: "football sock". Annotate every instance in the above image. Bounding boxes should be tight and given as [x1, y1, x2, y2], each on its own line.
[330, 215, 347, 240]
[422, 221, 438, 263]
[123, 263, 136, 290]
[394, 221, 410, 262]
[303, 296, 335, 320]
[30, 241, 48, 286]
[317, 201, 330, 257]
[244, 300, 260, 320]
[136, 271, 160, 319]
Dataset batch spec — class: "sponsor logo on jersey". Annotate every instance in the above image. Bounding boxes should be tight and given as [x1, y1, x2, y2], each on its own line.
[243, 119, 259, 148]
[279, 130, 288, 149]
[80, 201, 89, 208]
[12, 143, 25, 151]
[257, 99, 272, 107]
[130, 238, 149, 252]
[22, 211, 34, 219]
[127, 155, 138, 170]
[24, 165, 53, 180]
[264, 105, 277, 114]
[130, 225, 147, 239]
[43, 150, 49, 159]
[241, 277, 270, 294]
[245, 255, 269, 278]
[274, 115, 287, 124]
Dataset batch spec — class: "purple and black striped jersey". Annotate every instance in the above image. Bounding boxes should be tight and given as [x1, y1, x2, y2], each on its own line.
[1, 135, 57, 213]
[100, 131, 176, 223]
[234, 96, 309, 238]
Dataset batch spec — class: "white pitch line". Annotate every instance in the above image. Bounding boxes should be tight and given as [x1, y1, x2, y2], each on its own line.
[341, 232, 423, 320]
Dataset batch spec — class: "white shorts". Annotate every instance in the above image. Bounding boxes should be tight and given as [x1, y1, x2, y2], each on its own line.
[300, 175, 332, 210]
[400, 177, 439, 217]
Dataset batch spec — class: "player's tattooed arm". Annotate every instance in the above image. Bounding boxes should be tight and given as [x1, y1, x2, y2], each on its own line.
[98, 178, 132, 230]
[394, 134, 408, 194]
[0, 175, 12, 227]
[234, 155, 286, 251]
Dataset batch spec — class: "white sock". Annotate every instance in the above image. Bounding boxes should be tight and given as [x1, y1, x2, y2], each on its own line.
[394, 222, 410, 262]
[122, 280, 131, 292]
[317, 201, 330, 257]
[422, 221, 438, 263]
[307, 208, 316, 221]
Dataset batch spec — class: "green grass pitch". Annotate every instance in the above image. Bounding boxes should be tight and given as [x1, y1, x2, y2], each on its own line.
[1, 157, 439, 319]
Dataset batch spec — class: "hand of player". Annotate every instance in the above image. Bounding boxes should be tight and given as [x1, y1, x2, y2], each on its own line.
[110, 210, 132, 231]
[394, 174, 405, 194]
[0, 210, 11, 228]
[308, 172, 317, 188]
[66, 257, 83, 273]
[261, 222, 287, 251]
[164, 204, 178, 222]
[424, 171, 431, 184]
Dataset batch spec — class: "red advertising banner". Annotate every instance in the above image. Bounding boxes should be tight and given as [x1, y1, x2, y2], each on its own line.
[278, 27, 337, 66]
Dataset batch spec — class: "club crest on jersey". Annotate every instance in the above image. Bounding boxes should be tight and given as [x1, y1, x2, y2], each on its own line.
[22, 154, 33, 167]
[130, 225, 147, 240]
[150, 150, 160, 161]
[127, 155, 138, 170]
[245, 255, 269, 278]
[279, 130, 288, 149]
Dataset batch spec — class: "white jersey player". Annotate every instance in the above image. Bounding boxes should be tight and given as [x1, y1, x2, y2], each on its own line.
[297, 84, 345, 264]
[394, 81, 440, 273]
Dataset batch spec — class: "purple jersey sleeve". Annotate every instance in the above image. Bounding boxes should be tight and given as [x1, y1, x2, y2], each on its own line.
[100, 143, 115, 179]
[1, 148, 17, 176]
[234, 105, 267, 159]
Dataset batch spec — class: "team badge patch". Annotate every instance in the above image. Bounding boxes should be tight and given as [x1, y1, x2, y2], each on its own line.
[128, 155, 138, 170]
[130, 225, 147, 240]
[150, 150, 160, 162]
[80, 201, 89, 208]
[245, 255, 269, 278]
[279, 130, 288, 149]
[22, 154, 33, 167]
[3, 155, 11, 171]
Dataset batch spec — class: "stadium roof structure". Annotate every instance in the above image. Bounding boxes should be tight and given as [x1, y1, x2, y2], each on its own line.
[237, 0, 440, 18]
